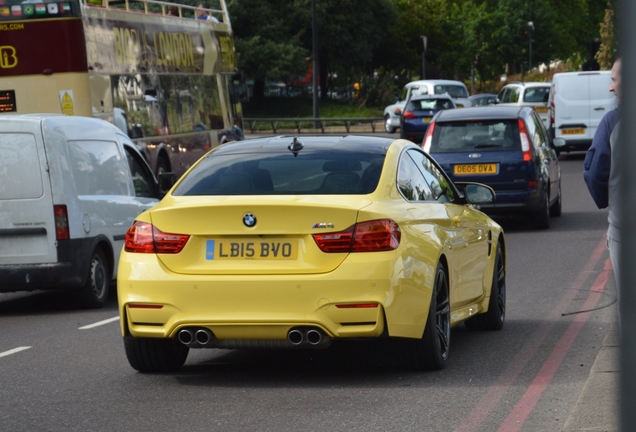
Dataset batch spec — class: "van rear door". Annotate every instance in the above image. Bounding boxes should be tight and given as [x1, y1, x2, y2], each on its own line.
[587, 72, 616, 139]
[0, 122, 57, 265]
[554, 73, 591, 140]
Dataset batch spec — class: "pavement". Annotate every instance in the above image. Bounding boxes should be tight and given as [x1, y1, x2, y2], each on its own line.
[562, 318, 620, 431]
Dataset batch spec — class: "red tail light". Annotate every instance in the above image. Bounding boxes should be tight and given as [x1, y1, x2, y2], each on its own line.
[124, 221, 190, 254]
[402, 111, 416, 119]
[422, 121, 436, 151]
[53, 205, 69, 240]
[313, 219, 400, 253]
[517, 118, 532, 162]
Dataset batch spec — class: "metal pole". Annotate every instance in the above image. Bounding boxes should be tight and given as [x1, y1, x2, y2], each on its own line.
[312, 0, 319, 128]
[420, 35, 427, 80]
[620, 0, 635, 430]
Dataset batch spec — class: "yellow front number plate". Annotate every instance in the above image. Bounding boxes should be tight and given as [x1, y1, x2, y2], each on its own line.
[561, 128, 584, 135]
[454, 164, 498, 175]
[206, 239, 298, 260]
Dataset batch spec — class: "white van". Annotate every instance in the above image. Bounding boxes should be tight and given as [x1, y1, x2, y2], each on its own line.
[383, 79, 472, 133]
[0, 114, 164, 308]
[548, 70, 617, 152]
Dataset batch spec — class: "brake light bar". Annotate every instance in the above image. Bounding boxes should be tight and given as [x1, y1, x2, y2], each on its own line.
[124, 221, 190, 254]
[517, 118, 532, 162]
[422, 121, 436, 151]
[53, 205, 69, 240]
[313, 219, 400, 253]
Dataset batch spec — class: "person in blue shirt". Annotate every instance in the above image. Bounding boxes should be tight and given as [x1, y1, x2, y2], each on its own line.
[583, 57, 621, 312]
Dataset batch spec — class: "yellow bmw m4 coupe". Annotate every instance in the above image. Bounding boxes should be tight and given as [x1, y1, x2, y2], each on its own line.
[118, 135, 506, 372]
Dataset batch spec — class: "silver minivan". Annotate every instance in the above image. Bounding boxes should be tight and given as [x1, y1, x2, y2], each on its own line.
[548, 70, 617, 152]
[0, 114, 164, 307]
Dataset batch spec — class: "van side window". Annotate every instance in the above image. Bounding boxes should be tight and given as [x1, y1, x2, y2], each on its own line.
[124, 146, 157, 198]
[67, 140, 131, 196]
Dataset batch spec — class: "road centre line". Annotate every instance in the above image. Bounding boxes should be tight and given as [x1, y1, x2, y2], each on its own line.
[0, 346, 31, 358]
[455, 236, 609, 432]
[497, 257, 613, 432]
[79, 316, 120, 330]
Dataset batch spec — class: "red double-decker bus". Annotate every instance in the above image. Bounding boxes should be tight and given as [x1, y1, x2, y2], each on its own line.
[0, 0, 246, 178]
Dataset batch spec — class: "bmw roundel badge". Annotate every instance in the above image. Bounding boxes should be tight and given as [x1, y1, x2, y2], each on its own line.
[243, 213, 257, 227]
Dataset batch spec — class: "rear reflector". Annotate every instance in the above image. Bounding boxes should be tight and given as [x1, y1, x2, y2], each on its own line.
[313, 219, 400, 253]
[336, 303, 378, 309]
[124, 221, 190, 254]
[128, 304, 164, 309]
[53, 205, 69, 240]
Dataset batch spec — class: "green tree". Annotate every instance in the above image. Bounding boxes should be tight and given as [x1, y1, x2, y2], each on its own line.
[596, 1, 616, 69]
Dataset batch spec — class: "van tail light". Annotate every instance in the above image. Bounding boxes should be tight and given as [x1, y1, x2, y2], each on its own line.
[549, 84, 555, 128]
[313, 219, 400, 253]
[422, 121, 436, 151]
[54, 205, 70, 240]
[124, 221, 190, 254]
[517, 118, 532, 161]
[402, 111, 415, 119]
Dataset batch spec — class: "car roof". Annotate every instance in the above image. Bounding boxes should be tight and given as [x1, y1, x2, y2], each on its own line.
[211, 135, 395, 156]
[409, 94, 453, 100]
[405, 79, 467, 88]
[504, 81, 550, 88]
[433, 106, 531, 121]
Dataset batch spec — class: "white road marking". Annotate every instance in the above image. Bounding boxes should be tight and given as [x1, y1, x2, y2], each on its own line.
[0, 346, 31, 358]
[79, 316, 120, 330]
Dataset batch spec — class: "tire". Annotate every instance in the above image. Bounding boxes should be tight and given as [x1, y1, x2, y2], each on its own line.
[124, 336, 189, 373]
[533, 191, 550, 229]
[156, 156, 170, 178]
[395, 262, 451, 371]
[465, 243, 506, 331]
[76, 248, 110, 309]
[384, 115, 396, 134]
[550, 180, 562, 217]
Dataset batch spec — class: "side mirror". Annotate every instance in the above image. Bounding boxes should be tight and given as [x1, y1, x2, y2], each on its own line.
[455, 182, 495, 204]
[552, 137, 566, 148]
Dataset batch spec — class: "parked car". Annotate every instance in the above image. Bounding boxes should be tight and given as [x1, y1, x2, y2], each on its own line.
[469, 93, 497, 107]
[400, 94, 456, 143]
[493, 82, 551, 128]
[548, 70, 617, 152]
[422, 106, 565, 229]
[384, 79, 473, 133]
[0, 114, 166, 308]
[118, 135, 506, 373]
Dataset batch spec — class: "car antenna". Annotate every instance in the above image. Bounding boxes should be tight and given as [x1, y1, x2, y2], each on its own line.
[288, 136, 304, 157]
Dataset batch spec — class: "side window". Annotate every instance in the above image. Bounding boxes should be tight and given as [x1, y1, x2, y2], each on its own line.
[509, 86, 521, 103]
[124, 144, 158, 198]
[531, 113, 547, 147]
[67, 140, 131, 196]
[407, 150, 455, 203]
[397, 153, 433, 201]
[497, 88, 507, 102]
[524, 114, 541, 149]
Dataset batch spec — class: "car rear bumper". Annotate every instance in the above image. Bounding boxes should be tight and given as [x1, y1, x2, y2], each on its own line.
[117, 251, 434, 341]
[0, 238, 93, 292]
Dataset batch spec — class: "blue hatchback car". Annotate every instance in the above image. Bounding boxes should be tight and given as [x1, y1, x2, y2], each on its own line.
[422, 106, 565, 229]
[400, 94, 456, 143]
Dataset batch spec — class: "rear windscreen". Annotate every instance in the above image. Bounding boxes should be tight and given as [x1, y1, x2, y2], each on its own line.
[407, 98, 454, 111]
[524, 86, 550, 103]
[430, 120, 521, 153]
[173, 152, 386, 195]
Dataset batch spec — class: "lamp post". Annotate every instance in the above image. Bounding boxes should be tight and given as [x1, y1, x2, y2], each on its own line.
[312, 0, 319, 127]
[527, 21, 534, 75]
[420, 35, 427, 80]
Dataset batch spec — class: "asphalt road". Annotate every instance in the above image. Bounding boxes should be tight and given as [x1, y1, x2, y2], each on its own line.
[0, 150, 617, 432]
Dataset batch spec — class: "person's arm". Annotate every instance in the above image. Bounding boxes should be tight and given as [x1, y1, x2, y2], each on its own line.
[583, 114, 613, 208]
